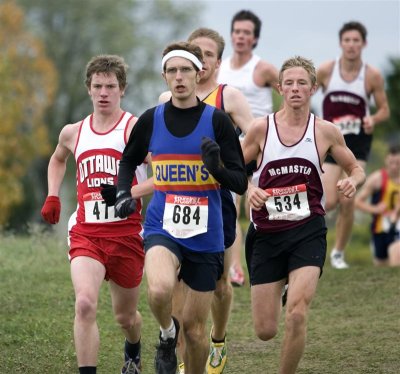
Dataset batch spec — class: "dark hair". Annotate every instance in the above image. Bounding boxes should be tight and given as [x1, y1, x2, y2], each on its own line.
[162, 42, 204, 72]
[188, 28, 225, 60]
[339, 21, 367, 42]
[85, 55, 128, 89]
[231, 10, 262, 49]
[388, 144, 400, 155]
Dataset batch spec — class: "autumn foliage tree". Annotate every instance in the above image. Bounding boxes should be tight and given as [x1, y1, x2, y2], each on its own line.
[6, 0, 199, 230]
[0, 1, 57, 226]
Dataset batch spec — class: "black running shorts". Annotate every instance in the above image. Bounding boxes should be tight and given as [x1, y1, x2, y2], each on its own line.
[325, 133, 372, 163]
[245, 215, 327, 285]
[371, 232, 398, 260]
[144, 234, 223, 292]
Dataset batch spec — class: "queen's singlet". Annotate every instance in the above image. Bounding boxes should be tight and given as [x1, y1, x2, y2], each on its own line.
[371, 169, 400, 234]
[70, 111, 147, 237]
[218, 55, 273, 117]
[322, 58, 371, 161]
[251, 113, 325, 232]
[144, 103, 224, 253]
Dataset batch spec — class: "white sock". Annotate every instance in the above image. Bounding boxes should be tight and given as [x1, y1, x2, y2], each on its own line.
[160, 319, 176, 340]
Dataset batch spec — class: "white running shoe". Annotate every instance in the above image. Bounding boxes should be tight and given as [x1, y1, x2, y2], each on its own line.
[330, 249, 349, 269]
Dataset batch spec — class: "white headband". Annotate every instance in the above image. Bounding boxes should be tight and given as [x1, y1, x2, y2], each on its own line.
[161, 50, 203, 71]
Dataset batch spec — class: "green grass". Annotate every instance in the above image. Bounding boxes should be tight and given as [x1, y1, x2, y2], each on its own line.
[1, 222, 399, 373]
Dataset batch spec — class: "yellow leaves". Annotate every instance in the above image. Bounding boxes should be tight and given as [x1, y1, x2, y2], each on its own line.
[0, 1, 58, 225]
[0, 0, 24, 37]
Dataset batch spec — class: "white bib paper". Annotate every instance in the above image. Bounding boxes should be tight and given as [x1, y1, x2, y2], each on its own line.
[265, 184, 310, 221]
[333, 114, 362, 135]
[83, 192, 126, 223]
[163, 194, 208, 238]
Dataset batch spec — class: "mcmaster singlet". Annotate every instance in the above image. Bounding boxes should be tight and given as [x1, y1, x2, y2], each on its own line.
[70, 111, 147, 237]
[251, 113, 325, 232]
[322, 58, 370, 137]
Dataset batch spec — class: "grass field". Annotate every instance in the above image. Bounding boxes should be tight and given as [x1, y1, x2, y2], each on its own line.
[1, 221, 399, 373]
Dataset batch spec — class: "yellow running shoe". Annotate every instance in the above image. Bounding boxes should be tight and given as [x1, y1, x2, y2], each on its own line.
[207, 338, 227, 374]
[178, 362, 185, 374]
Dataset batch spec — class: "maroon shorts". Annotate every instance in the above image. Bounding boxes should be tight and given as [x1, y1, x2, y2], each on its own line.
[68, 231, 145, 288]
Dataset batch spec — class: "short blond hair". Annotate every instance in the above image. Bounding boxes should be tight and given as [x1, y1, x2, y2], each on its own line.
[279, 56, 316, 86]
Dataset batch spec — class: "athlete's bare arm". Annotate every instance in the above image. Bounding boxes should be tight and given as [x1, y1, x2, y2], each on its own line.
[392, 194, 400, 223]
[158, 91, 171, 104]
[363, 65, 390, 133]
[125, 116, 138, 143]
[316, 60, 335, 92]
[130, 176, 153, 199]
[222, 85, 254, 134]
[317, 118, 365, 197]
[241, 117, 269, 210]
[241, 117, 266, 164]
[255, 60, 279, 91]
[47, 123, 80, 196]
[355, 171, 386, 215]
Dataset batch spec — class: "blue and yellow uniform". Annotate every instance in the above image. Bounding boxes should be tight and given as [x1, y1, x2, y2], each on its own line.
[370, 169, 400, 259]
[145, 103, 224, 252]
[116, 100, 247, 291]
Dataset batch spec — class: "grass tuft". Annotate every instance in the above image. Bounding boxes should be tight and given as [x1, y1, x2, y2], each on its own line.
[1, 223, 399, 373]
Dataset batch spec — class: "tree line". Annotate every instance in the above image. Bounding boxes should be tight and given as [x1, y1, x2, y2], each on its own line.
[1, 0, 200, 230]
[1, 0, 399, 231]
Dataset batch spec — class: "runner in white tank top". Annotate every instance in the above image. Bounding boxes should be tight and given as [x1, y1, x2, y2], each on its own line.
[317, 21, 389, 269]
[218, 55, 273, 117]
[251, 113, 325, 232]
[40, 55, 152, 373]
[217, 9, 280, 291]
[71, 111, 147, 237]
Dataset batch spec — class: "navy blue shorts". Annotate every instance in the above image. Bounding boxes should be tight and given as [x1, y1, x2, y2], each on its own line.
[220, 187, 237, 249]
[144, 234, 223, 292]
[371, 232, 398, 259]
[245, 215, 327, 285]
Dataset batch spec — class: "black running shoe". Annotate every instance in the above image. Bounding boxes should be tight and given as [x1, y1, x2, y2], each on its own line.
[121, 340, 141, 374]
[154, 316, 180, 374]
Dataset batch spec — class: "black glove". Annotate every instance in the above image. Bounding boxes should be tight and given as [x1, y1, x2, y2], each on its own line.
[201, 136, 222, 175]
[114, 193, 137, 218]
[100, 183, 117, 206]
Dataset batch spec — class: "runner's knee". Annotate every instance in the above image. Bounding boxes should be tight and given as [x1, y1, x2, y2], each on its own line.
[75, 295, 97, 322]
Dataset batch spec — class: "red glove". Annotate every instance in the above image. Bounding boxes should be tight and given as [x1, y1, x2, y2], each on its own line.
[41, 196, 61, 224]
